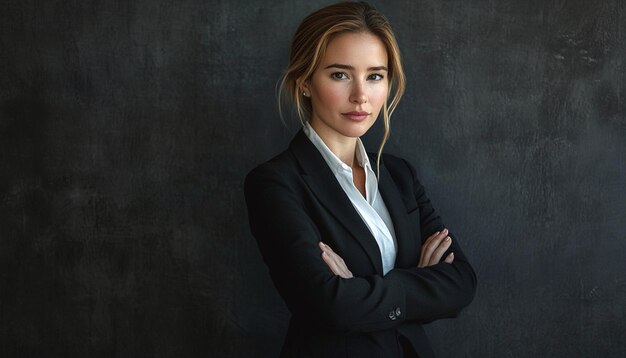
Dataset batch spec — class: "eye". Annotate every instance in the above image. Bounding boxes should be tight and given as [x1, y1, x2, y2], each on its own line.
[331, 72, 348, 80]
[368, 73, 384, 81]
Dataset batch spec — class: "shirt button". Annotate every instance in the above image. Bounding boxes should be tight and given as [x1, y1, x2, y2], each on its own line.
[388, 310, 397, 320]
[395, 307, 402, 317]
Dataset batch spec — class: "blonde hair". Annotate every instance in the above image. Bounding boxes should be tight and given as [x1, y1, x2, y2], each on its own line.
[277, 1, 406, 177]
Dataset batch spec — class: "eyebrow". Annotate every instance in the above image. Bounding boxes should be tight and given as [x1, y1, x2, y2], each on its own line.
[323, 63, 388, 71]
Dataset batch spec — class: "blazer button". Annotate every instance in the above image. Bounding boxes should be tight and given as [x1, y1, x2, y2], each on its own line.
[388, 310, 397, 321]
[395, 307, 401, 317]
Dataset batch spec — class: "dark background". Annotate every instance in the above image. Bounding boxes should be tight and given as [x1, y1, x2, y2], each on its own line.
[1, 0, 624, 357]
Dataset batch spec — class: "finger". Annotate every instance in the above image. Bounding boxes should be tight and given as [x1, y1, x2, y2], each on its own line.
[319, 242, 339, 260]
[320, 242, 339, 272]
[330, 250, 352, 278]
[422, 229, 447, 257]
[423, 230, 442, 244]
[322, 251, 343, 276]
[444, 252, 454, 264]
[319, 241, 338, 255]
[336, 255, 353, 278]
[320, 243, 352, 278]
[420, 230, 449, 267]
[422, 229, 446, 249]
[419, 230, 444, 267]
[428, 236, 452, 266]
[419, 231, 440, 266]
[325, 251, 352, 278]
[319, 242, 338, 260]
[419, 229, 448, 267]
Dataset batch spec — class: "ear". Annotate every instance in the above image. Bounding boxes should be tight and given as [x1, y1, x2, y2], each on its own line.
[297, 78, 311, 97]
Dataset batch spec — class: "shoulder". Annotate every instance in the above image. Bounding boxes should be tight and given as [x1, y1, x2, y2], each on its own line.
[246, 129, 313, 183]
[244, 146, 300, 193]
[384, 153, 420, 193]
[367, 151, 418, 181]
[367, 152, 428, 199]
[381, 153, 412, 173]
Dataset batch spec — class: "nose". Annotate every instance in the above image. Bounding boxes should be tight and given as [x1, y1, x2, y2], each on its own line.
[349, 82, 367, 104]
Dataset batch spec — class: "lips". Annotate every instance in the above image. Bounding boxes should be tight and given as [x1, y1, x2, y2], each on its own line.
[342, 111, 370, 122]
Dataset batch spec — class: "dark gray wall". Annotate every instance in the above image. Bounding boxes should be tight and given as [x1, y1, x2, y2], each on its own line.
[1, 0, 624, 357]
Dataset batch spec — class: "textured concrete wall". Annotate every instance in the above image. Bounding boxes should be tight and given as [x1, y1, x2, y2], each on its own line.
[1, 0, 624, 356]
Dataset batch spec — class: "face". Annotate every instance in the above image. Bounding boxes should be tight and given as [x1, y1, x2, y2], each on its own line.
[301, 32, 389, 143]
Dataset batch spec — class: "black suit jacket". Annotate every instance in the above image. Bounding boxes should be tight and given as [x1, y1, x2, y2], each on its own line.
[244, 129, 477, 357]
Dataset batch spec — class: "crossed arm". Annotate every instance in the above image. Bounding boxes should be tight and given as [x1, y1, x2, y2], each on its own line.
[319, 228, 455, 279]
[245, 160, 476, 332]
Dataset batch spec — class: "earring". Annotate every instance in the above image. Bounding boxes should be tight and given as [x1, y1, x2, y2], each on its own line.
[302, 92, 309, 97]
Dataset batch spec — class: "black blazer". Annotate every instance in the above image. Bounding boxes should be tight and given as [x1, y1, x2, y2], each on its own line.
[244, 129, 477, 358]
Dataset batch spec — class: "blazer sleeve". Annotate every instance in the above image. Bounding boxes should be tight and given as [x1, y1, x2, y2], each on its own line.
[387, 158, 477, 324]
[244, 162, 476, 333]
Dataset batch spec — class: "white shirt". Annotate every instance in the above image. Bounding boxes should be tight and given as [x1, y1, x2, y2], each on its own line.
[303, 121, 398, 275]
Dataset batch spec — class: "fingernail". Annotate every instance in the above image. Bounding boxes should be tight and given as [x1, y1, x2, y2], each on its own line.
[445, 236, 451, 242]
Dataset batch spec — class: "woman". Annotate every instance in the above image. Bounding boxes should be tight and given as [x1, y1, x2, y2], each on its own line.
[244, 2, 477, 357]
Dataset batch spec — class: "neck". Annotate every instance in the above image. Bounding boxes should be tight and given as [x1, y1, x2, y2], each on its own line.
[310, 118, 358, 168]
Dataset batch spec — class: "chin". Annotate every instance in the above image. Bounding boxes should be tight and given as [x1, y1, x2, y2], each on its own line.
[338, 123, 373, 138]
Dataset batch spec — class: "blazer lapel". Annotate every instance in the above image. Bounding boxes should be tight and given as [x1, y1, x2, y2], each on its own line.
[289, 130, 384, 275]
[370, 153, 416, 269]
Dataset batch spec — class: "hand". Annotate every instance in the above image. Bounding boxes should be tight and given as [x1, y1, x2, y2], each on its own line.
[319, 242, 353, 278]
[418, 228, 455, 268]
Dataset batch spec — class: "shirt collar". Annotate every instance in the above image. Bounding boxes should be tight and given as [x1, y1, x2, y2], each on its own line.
[302, 121, 372, 174]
